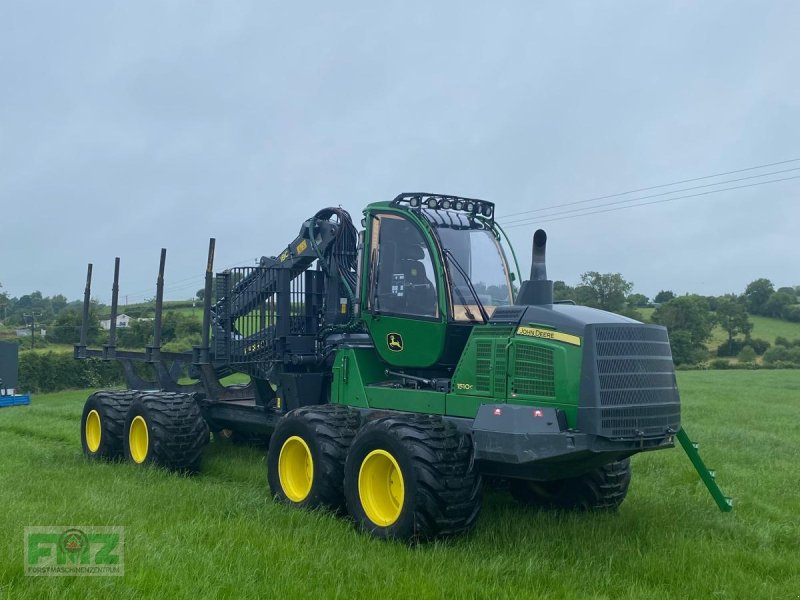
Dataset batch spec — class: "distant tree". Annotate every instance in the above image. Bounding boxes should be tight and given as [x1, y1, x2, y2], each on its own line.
[715, 295, 752, 346]
[486, 284, 510, 304]
[777, 286, 797, 297]
[744, 278, 775, 315]
[553, 281, 575, 302]
[747, 338, 771, 355]
[574, 272, 632, 312]
[49, 306, 101, 345]
[51, 294, 68, 315]
[118, 319, 152, 348]
[652, 295, 715, 364]
[626, 293, 649, 307]
[196, 288, 205, 301]
[0, 282, 8, 321]
[654, 290, 675, 304]
[764, 291, 796, 319]
[161, 312, 202, 342]
[49, 309, 82, 344]
[783, 305, 800, 323]
[762, 345, 800, 366]
[737, 345, 757, 364]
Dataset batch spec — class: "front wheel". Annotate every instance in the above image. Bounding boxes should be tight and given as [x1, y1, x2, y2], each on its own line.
[510, 458, 632, 511]
[267, 405, 360, 511]
[344, 415, 481, 542]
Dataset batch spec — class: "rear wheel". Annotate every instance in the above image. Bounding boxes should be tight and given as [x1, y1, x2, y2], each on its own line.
[344, 415, 482, 542]
[267, 405, 360, 511]
[510, 458, 632, 510]
[123, 392, 209, 472]
[80, 391, 138, 460]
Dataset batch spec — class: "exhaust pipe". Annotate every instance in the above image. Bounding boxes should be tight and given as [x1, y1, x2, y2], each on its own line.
[531, 229, 547, 281]
[515, 229, 553, 306]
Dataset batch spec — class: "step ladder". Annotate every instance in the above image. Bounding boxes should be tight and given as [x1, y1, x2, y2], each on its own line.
[677, 428, 734, 512]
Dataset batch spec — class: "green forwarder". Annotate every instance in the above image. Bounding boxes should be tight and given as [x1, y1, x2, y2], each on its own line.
[75, 193, 731, 542]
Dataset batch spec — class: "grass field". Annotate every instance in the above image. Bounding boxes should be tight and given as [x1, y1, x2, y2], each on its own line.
[1, 371, 798, 599]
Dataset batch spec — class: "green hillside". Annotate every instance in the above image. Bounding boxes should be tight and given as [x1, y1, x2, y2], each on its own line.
[638, 307, 800, 349]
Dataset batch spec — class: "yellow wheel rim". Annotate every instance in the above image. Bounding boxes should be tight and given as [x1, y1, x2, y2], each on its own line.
[358, 449, 405, 526]
[278, 436, 314, 502]
[129, 415, 149, 464]
[85, 409, 102, 453]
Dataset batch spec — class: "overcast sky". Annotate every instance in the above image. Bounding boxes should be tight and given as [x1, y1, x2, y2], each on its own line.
[1, 1, 798, 305]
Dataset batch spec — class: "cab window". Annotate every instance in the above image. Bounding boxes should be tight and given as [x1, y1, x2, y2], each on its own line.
[368, 215, 438, 318]
[437, 227, 512, 322]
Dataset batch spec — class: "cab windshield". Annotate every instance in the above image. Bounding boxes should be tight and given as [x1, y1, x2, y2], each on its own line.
[435, 226, 513, 321]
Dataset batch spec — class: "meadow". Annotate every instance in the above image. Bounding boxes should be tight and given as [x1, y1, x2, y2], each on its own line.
[0, 370, 798, 599]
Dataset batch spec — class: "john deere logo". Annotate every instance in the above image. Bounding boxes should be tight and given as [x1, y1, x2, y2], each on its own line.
[387, 333, 403, 352]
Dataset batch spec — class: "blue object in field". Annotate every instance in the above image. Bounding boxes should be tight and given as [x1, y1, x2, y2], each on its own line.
[0, 394, 31, 407]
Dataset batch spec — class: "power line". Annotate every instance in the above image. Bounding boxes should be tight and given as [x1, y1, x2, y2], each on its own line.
[500, 166, 800, 227]
[114, 257, 258, 302]
[499, 157, 800, 219]
[501, 175, 800, 229]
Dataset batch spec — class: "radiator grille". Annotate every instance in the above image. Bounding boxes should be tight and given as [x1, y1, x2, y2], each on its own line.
[475, 341, 492, 392]
[512, 344, 555, 398]
[493, 343, 507, 397]
[592, 325, 680, 438]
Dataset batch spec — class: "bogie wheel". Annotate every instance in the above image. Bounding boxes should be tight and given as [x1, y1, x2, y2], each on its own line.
[344, 415, 482, 542]
[267, 405, 360, 511]
[510, 458, 632, 511]
[123, 392, 209, 472]
[80, 391, 139, 460]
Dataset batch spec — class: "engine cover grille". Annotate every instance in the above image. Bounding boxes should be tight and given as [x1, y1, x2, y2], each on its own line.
[579, 324, 681, 439]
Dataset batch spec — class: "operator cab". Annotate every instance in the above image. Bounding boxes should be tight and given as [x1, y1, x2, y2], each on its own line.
[361, 193, 515, 369]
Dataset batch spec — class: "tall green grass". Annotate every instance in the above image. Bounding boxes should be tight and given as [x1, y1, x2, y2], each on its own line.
[0, 371, 798, 599]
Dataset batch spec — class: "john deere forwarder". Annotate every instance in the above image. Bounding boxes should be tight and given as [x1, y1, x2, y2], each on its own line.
[76, 193, 731, 541]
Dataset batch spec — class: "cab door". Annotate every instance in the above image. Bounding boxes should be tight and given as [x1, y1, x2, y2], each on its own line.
[361, 211, 448, 368]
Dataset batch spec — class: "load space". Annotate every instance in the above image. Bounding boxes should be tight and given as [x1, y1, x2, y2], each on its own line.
[74, 192, 732, 543]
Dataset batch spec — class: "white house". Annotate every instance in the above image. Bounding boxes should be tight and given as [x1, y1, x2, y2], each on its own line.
[99, 314, 133, 331]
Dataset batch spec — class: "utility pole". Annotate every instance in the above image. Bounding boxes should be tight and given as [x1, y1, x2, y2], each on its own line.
[23, 311, 41, 350]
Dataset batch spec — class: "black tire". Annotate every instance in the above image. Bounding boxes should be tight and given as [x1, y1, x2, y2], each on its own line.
[122, 392, 209, 472]
[344, 415, 482, 542]
[80, 391, 139, 460]
[267, 404, 360, 511]
[510, 458, 632, 511]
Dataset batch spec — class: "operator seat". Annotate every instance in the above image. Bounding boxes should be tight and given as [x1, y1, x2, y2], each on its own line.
[396, 243, 437, 317]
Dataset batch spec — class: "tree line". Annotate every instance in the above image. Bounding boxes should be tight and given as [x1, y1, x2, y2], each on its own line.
[0, 282, 202, 352]
[3, 274, 800, 367]
[553, 273, 800, 366]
